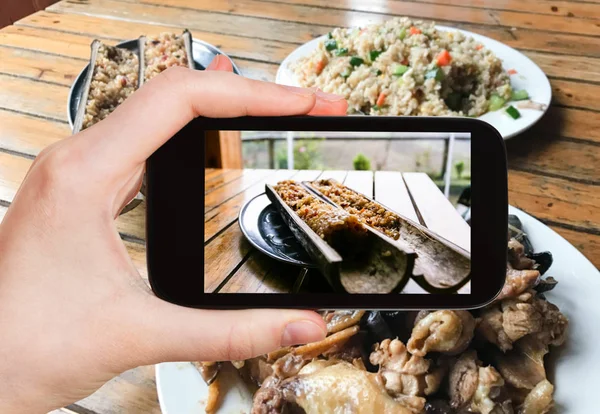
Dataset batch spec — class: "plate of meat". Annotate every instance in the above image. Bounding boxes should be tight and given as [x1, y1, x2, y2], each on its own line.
[155, 206, 599, 413]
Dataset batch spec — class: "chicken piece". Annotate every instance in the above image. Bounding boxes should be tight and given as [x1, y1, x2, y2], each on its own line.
[281, 360, 423, 414]
[252, 360, 422, 414]
[500, 298, 543, 343]
[407, 310, 475, 356]
[507, 239, 536, 270]
[325, 310, 365, 333]
[491, 336, 548, 390]
[369, 338, 445, 397]
[472, 366, 505, 414]
[448, 350, 479, 409]
[447, 351, 508, 414]
[496, 269, 540, 301]
[477, 293, 567, 352]
[519, 380, 554, 414]
[241, 356, 275, 387]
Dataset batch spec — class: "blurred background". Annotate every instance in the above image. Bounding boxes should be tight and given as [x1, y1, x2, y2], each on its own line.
[240, 131, 471, 206]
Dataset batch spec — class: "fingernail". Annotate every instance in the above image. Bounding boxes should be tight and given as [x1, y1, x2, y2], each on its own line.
[281, 320, 326, 346]
[206, 55, 222, 70]
[316, 89, 345, 102]
[281, 85, 316, 97]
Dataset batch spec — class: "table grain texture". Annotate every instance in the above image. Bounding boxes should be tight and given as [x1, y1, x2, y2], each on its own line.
[0, 0, 598, 412]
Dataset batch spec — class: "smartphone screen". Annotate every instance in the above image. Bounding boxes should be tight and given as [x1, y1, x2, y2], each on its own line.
[147, 116, 506, 309]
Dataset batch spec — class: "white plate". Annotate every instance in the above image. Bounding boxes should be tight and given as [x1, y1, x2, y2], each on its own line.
[156, 206, 599, 413]
[276, 26, 551, 140]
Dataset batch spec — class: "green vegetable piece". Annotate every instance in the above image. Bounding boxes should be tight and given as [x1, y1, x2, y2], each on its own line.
[327, 32, 333, 39]
[374, 69, 382, 76]
[393, 64, 409, 76]
[350, 56, 364, 67]
[398, 28, 407, 40]
[425, 67, 444, 81]
[369, 50, 382, 61]
[325, 39, 338, 51]
[334, 47, 349, 56]
[488, 94, 506, 111]
[372, 105, 381, 111]
[506, 105, 521, 119]
[445, 92, 462, 111]
[511, 89, 529, 101]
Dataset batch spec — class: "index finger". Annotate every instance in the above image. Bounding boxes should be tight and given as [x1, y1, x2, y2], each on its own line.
[76, 68, 347, 173]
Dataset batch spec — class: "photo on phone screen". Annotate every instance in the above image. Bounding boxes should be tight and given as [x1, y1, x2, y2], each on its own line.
[146, 116, 507, 309]
[207, 130, 471, 296]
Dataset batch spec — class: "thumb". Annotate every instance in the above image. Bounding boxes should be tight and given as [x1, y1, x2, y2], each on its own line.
[130, 297, 327, 364]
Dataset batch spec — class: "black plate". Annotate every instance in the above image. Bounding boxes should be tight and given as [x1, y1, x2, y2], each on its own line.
[67, 38, 242, 128]
[239, 193, 316, 268]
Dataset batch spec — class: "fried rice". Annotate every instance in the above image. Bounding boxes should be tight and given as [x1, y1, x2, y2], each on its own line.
[292, 17, 512, 117]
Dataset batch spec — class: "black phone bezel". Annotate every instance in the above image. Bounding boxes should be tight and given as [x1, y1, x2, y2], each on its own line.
[146, 116, 507, 310]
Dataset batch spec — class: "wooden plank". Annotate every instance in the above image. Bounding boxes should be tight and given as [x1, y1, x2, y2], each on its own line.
[9, 15, 600, 84]
[205, 130, 243, 169]
[204, 169, 274, 209]
[402, 172, 471, 252]
[524, 51, 600, 84]
[204, 168, 300, 242]
[0, 109, 69, 156]
[46, 0, 329, 44]
[343, 170, 374, 198]
[373, 170, 419, 223]
[318, 170, 348, 182]
[539, 107, 600, 143]
[508, 170, 600, 233]
[0, 150, 29, 202]
[204, 223, 252, 292]
[551, 79, 600, 112]
[123, 0, 600, 36]
[0, 73, 68, 121]
[12, 12, 293, 63]
[0, 25, 93, 60]
[412, 0, 600, 19]
[549, 225, 600, 269]
[0, 45, 86, 86]
[219, 251, 300, 293]
[507, 136, 600, 183]
[291, 169, 324, 183]
[205, 169, 246, 194]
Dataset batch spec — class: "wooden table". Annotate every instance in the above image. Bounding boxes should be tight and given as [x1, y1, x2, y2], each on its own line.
[205, 169, 470, 295]
[0, 0, 598, 412]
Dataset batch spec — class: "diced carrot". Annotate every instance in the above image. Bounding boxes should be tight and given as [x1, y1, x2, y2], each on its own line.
[409, 26, 422, 35]
[315, 59, 326, 74]
[507, 69, 518, 75]
[401, 58, 409, 65]
[475, 44, 483, 50]
[436, 50, 452, 66]
[376, 92, 386, 107]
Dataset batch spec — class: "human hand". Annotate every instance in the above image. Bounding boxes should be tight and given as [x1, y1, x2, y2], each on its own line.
[0, 56, 347, 413]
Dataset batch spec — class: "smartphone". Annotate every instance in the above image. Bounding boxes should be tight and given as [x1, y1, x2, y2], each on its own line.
[146, 116, 507, 309]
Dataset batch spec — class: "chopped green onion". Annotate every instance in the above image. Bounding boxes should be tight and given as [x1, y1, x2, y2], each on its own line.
[350, 56, 364, 67]
[341, 68, 352, 78]
[369, 50, 382, 61]
[393, 64, 409, 76]
[375, 69, 382, 76]
[372, 105, 381, 111]
[511, 89, 529, 101]
[327, 32, 333, 39]
[325, 39, 338, 51]
[488, 94, 506, 111]
[445, 92, 462, 111]
[425, 67, 445, 81]
[398, 28, 407, 40]
[334, 47, 349, 56]
[506, 105, 521, 119]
